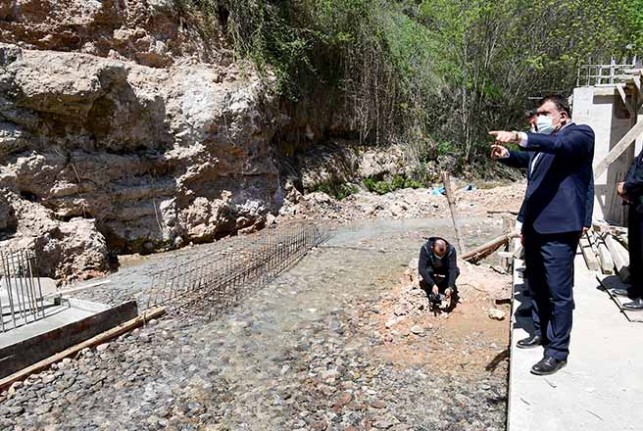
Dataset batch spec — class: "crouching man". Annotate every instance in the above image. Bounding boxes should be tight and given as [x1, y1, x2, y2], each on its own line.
[418, 237, 460, 310]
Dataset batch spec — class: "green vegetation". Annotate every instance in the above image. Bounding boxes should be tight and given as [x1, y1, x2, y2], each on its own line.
[178, 0, 643, 164]
[313, 182, 360, 200]
[363, 175, 424, 195]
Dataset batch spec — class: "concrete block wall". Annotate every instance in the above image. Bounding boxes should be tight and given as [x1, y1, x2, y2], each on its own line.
[572, 87, 636, 226]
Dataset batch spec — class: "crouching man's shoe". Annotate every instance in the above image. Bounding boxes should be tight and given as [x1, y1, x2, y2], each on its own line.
[611, 288, 630, 297]
[623, 298, 643, 311]
[516, 335, 542, 349]
[530, 356, 566, 376]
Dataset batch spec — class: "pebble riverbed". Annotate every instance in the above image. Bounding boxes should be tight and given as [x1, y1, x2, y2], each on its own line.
[0, 218, 508, 431]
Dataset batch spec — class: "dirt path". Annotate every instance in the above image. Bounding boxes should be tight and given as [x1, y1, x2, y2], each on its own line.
[0, 218, 510, 431]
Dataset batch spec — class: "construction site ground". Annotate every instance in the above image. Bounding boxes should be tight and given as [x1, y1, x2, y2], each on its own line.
[7, 182, 640, 430]
[0, 215, 513, 431]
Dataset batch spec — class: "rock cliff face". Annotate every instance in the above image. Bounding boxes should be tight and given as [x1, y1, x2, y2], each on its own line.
[0, 1, 281, 280]
[0, 0, 410, 281]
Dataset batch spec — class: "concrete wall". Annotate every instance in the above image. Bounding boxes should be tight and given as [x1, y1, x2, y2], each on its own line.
[572, 87, 636, 226]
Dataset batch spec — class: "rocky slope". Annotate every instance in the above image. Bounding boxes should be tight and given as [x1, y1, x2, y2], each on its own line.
[0, 1, 287, 280]
[0, 1, 511, 281]
[0, 0, 418, 284]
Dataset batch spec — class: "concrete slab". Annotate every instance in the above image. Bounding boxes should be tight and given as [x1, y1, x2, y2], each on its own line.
[0, 300, 137, 378]
[0, 301, 98, 348]
[508, 254, 643, 431]
[0, 295, 116, 348]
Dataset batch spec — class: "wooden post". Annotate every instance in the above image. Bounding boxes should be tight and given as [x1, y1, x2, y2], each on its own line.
[442, 171, 466, 254]
[593, 119, 643, 178]
[461, 232, 519, 263]
[500, 215, 514, 271]
[603, 234, 630, 282]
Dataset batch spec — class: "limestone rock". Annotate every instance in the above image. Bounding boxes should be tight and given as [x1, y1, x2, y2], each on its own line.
[0, 41, 279, 277]
[0, 0, 203, 68]
[487, 308, 506, 321]
[0, 191, 17, 232]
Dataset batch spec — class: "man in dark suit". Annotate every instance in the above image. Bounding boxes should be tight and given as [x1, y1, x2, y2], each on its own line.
[612, 147, 643, 310]
[489, 95, 595, 375]
[418, 237, 460, 310]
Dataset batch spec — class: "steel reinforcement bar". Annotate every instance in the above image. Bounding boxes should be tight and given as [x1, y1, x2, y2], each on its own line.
[0, 249, 45, 332]
[146, 222, 331, 314]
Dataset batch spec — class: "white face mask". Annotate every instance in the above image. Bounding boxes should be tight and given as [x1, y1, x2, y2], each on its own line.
[536, 115, 555, 135]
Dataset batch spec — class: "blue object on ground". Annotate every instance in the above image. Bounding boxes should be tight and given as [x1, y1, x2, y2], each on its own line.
[431, 186, 445, 195]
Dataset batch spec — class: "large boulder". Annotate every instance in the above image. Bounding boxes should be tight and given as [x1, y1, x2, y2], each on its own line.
[0, 192, 108, 281]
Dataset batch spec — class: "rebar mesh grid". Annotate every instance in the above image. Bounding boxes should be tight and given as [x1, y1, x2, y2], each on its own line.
[147, 222, 331, 314]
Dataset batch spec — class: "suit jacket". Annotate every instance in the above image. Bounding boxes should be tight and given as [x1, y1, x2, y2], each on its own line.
[501, 123, 595, 234]
[624, 147, 643, 214]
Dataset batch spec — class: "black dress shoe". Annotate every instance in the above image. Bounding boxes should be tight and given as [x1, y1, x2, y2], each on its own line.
[516, 335, 542, 349]
[530, 356, 567, 375]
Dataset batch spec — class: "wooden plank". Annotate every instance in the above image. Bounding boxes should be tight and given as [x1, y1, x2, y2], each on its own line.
[586, 230, 614, 274]
[594, 119, 643, 178]
[462, 232, 519, 263]
[586, 230, 599, 254]
[617, 84, 635, 117]
[487, 209, 519, 215]
[0, 307, 166, 391]
[597, 241, 615, 275]
[579, 236, 600, 271]
[591, 87, 619, 96]
[614, 234, 629, 249]
[603, 234, 630, 282]
[631, 74, 641, 97]
[442, 171, 466, 254]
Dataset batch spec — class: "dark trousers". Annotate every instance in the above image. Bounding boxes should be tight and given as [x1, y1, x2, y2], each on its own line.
[419, 269, 458, 293]
[524, 228, 580, 361]
[419, 277, 449, 292]
[629, 205, 643, 299]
